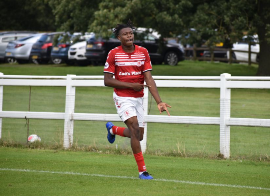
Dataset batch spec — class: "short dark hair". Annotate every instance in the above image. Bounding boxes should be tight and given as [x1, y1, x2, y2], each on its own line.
[112, 20, 136, 37]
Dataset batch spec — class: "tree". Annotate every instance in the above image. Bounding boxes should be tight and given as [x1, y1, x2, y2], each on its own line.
[89, 0, 189, 38]
[89, 0, 270, 76]
[46, 0, 100, 33]
[0, 0, 56, 31]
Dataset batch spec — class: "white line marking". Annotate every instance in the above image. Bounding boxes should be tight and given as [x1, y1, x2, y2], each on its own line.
[1, 168, 269, 191]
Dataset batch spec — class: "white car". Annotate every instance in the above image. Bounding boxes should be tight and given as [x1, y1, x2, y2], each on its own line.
[227, 35, 259, 63]
[68, 41, 89, 66]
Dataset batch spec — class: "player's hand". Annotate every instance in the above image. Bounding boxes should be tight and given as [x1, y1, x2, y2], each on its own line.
[132, 83, 151, 91]
[157, 102, 171, 116]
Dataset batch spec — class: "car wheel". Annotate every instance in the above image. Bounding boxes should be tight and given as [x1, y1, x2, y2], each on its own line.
[6, 57, 17, 64]
[51, 58, 63, 64]
[164, 51, 178, 66]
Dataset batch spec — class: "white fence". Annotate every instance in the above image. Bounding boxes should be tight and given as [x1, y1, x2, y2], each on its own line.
[0, 73, 270, 158]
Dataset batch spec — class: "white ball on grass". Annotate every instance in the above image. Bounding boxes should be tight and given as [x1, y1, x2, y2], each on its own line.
[28, 134, 41, 143]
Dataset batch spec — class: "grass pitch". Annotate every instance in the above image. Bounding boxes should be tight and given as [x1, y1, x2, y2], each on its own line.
[0, 147, 270, 196]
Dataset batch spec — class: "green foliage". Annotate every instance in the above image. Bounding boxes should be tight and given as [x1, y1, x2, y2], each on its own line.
[0, 0, 55, 31]
[1, 0, 270, 74]
[47, 0, 100, 33]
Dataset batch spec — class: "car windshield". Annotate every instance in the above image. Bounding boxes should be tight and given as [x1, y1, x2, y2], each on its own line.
[39, 35, 48, 42]
[238, 36, 258, 44]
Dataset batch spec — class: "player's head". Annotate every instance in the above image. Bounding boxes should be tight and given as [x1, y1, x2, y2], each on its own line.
[113, 20, 136, 47]
[113, 20, 136, 37]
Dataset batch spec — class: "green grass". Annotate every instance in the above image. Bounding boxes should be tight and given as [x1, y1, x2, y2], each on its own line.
[0, 61, 269, 161]
[0, 147, 270, 196]
[0, 60, 258, 76]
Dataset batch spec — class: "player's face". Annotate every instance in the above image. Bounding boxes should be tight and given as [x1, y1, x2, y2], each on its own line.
[118, 28, 134, 47]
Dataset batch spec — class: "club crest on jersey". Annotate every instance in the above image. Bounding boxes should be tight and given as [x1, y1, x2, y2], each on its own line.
[104, 62, 109, 69]
[137, 61, 142, 67]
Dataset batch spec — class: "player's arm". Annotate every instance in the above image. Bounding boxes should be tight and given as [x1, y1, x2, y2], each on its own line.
[144, 71, 171, 116]
[104, 73, 148, 91]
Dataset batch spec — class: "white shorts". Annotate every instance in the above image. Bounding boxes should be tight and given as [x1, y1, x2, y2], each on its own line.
[113, 92, 145, 127]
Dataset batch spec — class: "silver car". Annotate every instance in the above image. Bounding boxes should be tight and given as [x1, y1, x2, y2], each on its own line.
[5, 34, 44, 64]
[0, 32, 36, 63]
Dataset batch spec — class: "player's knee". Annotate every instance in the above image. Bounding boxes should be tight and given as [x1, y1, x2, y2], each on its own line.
[130, 128, 140, 140]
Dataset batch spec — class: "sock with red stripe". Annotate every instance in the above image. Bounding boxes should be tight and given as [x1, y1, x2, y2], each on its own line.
[134, 151, 146, 174]
[111, 126, 126, 137]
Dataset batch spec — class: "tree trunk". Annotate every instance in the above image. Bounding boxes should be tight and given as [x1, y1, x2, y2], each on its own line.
[256, 38, 270, 76]
[256, 1, 270, 76]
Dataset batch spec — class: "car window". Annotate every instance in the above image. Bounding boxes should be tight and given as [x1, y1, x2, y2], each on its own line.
[17, 36, 34, 42]
[239, 36, 258, 45]
[39, 35, 48, 42]
[2, 36, 16, 42]
[46, 35, 53, 42]
[16, 36, 28, 40]
[144, 34, 156, 41]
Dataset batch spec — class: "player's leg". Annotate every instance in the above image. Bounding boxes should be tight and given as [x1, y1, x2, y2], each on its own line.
[108, 124, 144, 141]
[125, 117, 152, 180]
[125, 116, 142, 154]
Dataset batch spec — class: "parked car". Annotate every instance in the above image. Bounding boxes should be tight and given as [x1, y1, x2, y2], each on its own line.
[68, 41, 89, 66]
[30, 32, 63, 64]
[50, 33, 72, 64]
[178, 28, 226, 60]
[51, 32, 94, 65]
[201, 42, 227, 60]
[85, 30, 185, 66]
[0, 31, 36, 63]
[5, 34, 44, 64]
[227, 35, 259, 63]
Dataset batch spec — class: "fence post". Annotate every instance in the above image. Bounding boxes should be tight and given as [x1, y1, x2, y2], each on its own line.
[193, 44, 197, 61]
[229, 48, 232, 64]
[210, 47, 214, 62]
[220, 73, 231, 158]
[64, 74, 76, 148]
[0, 73, 3, 139]
[141, 86, 149, 153]
[248, 42, 251, 66]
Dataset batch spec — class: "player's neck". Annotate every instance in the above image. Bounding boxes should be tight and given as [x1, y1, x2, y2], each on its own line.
[121, 44, 135, 53]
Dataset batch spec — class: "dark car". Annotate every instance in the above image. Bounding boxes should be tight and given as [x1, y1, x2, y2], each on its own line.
[201, 42, 227, 61]
[30, 32, 63, 64]
[50, 33, 72, 64]
[85, 31, 185, 66]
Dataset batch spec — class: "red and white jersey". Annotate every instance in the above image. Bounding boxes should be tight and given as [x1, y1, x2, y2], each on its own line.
[104, 45, 152, 97]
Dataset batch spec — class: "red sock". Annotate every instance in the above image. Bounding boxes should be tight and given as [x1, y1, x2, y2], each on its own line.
[112, 126, 125, 137]
[134, 152, 146, 172]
